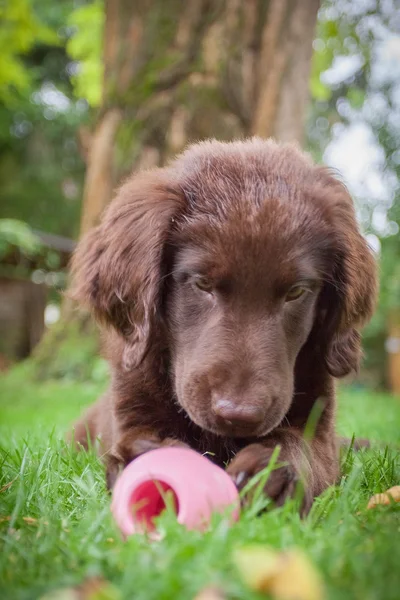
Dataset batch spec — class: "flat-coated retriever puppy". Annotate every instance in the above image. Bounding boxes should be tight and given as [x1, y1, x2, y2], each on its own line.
[70, 138, 377, 513]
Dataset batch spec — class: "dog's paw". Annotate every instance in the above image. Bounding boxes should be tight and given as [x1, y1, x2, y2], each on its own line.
[227, 443, 299, 507]
[105, 453, 123, 491]
[130, 436, 190, 457]
[105, 436, 189, 491]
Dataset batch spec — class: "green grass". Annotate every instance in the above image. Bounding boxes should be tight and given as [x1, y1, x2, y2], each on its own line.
[1, 367, 400, 600]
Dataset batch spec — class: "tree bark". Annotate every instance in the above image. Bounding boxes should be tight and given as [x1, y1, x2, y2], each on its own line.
[35, 0, 320, 378]
[86, 0, 320, 213]
[79, 108, 122, 234]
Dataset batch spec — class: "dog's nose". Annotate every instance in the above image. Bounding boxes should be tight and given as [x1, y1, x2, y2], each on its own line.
[212, 397, 264, 429]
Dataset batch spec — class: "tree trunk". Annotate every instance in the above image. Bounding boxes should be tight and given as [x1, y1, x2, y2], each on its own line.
[34, 0, 320, 378]
[84, 0, 320, 221]
[79, 108, 122, 234]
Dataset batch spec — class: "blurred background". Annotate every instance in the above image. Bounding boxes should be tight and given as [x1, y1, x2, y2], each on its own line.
[0, 0, 399, 395]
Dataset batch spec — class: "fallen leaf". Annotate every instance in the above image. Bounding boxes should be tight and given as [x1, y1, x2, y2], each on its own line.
[233, 545, 325, 600]
[233, 546, 281, 592]
[0, 516, 11, 523]
[23, 516, 38, 525]
[21, 516, 49, 526]
[0, 477, 17, 493]
[367, 485, 400, 509]
[269, 550, 325, 600]
[39, 577, 121, 600]
[193, 585, 226, 600]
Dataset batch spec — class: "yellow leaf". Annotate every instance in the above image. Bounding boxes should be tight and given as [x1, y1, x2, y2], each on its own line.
[270, 551, 325, 600]
[367, 485, 400, 509]
[233, 545, 325, 600]
[233, 546, 281, 592]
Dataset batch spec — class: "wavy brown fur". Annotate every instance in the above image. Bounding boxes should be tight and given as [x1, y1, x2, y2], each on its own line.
[69, 138, 377, 512]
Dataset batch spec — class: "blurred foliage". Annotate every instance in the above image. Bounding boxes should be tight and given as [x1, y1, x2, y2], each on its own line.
[66, 1, 103, 106]
[309, 0, 400, 386]
[0, 0, 104, 380]
[0, 218, 42, 258]
[32, 311, 107, 382]
[0, 0, 90, 240]
[0, 0, 58, 105]
[0, 218, 66, 289]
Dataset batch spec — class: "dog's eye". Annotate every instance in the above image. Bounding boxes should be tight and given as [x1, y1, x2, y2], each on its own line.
[285, 286, 306, 302]
[194, 276, 213, 293]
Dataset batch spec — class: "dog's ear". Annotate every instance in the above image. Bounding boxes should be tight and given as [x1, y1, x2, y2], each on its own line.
[313, 170, 378, 378]
[69, 169, 185, 369]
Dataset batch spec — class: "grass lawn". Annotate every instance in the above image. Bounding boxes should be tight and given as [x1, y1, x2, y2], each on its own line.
[1, 366, 400, 600]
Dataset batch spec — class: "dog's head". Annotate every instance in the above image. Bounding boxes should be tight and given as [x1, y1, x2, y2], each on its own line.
[70, 139, 377, 438]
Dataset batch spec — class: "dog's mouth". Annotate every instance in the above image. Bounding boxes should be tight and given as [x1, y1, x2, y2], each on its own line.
[209, 418, 266, 439]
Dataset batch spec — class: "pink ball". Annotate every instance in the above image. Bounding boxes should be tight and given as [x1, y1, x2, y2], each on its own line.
[111, 447, 240, 537]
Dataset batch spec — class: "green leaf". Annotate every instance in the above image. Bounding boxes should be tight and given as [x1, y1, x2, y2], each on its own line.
[310, 77, 332, 102]
[0, 0, 59, 104]
[347, 87, 366, 109]
[66, 1, 104, 106]
[0, 218, 42, 258]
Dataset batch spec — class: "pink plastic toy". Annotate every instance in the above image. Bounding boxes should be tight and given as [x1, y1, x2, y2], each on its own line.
[111, 447, 240, 537]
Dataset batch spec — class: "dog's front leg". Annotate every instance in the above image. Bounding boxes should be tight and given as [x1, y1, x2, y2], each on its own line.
[226, 428, 338, 515]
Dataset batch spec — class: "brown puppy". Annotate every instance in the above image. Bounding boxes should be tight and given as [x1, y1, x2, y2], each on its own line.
[70, 138, 377, 513]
